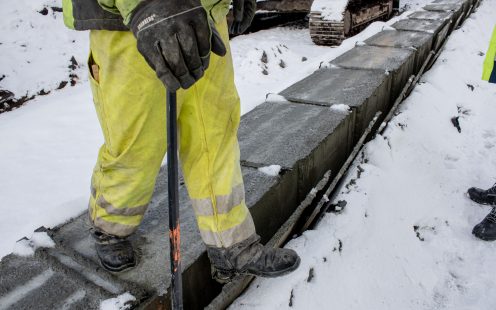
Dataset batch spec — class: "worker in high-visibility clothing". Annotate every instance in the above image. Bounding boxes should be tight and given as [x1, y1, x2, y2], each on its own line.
[62, 0, 300, 278]
[468, 25, 496, 241]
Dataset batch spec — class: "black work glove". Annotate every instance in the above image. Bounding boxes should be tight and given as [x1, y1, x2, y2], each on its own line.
[230, 0, 256, 35]
[130, 0, 227, 91]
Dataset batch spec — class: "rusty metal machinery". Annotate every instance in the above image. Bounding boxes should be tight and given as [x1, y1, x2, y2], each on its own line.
[309, 0, 394, 45]
[254, 0, 394, 46]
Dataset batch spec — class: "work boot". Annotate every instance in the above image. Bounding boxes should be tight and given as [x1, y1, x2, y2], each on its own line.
[93, 230, 137, 272]
[468, 184, 496, 205]
[473, 207, 496, 241]
[206, 235, 300, 283]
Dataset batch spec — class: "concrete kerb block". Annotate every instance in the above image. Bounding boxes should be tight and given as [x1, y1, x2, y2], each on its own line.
[238, 100, 354, 205]
[423, 2, 465, 30]
[391, 18, 451, 52]
[365, 30, 434, 74]
[433, 0, 472, 15]
[279, 67, 391, 144]
[330, 45, 416, 103]
[242, 166, 297, 244]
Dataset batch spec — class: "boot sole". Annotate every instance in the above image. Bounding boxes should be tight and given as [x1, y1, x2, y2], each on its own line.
[101, 260, 137, 272]
[100, 249, 140, 273]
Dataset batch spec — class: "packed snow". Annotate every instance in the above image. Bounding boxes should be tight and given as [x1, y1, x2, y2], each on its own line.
[258, 165, 282, 176]
[330, 103, 351, 113]
[231, 0, 496, 309]
[99, 293, 135, 310]
[311, 0, 349, 21]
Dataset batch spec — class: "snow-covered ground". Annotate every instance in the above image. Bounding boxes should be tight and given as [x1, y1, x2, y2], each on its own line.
[0, 0, 87, 101]
[1, 0, 494, 305]
[0, 0, 426, 259]
[231, 1, 496, 309]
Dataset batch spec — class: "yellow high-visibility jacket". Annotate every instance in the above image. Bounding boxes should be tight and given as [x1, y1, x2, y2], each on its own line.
[62, 0, 231, 31]
[482, 26, 496, 83]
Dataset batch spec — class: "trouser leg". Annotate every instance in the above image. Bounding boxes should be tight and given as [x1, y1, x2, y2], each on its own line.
[178, 18, 256, 248]
[88, 29, 166, 237]
[88, 18, 255, 247]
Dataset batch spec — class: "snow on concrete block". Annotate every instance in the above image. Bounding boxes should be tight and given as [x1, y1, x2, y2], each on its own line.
[258, 165, 282, 176]
[12, 232, 55, 257]
[330, 104, 351, 114]
[100, 292, 136, 310]
[265, 93, 289, 103]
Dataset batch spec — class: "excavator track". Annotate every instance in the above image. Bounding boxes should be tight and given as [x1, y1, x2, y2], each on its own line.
[310, 0, 393, 46]
[309, 13, 346, 46]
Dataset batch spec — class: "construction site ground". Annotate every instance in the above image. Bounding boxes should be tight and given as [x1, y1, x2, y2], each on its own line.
[1, 0, 495, 308]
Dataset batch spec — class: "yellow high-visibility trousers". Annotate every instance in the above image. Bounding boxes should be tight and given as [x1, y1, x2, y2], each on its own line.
[482, 26, 496, 83]
[87, 18, 256, 248]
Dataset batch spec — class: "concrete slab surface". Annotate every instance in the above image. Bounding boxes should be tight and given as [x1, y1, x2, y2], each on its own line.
[391, 18, 448, 34]
[330, 45, 414, 73]
[365, 30, 433, 50]
[330, 45, 416, 99]
[279, 68, 390, 143]
[0, 253, 127, 310]
[391, 18, 451, 51]
[279, 68, 388, 107]
[365, 30, 434, 72]
[407, 10, 453, 21]
[423, 3, 465, 22]
[239, 100, 350, 169]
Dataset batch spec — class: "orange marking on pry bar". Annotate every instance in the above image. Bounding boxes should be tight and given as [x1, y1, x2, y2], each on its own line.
[169, 225, 181, 271]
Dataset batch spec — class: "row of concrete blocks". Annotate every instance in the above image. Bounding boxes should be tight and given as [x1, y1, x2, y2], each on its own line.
[0, 0, 478, 309]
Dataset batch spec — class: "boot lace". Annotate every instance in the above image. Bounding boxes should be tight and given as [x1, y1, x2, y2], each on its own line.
[487, 183, 496, 196]
[485, 208, 496, 223]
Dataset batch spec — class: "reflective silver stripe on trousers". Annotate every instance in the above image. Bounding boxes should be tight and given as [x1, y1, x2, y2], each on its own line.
[199, 214, 256, 248]
[191, 183, 245, 216]
[93, 217, 138, 237]
[96, 195, 149, 217]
